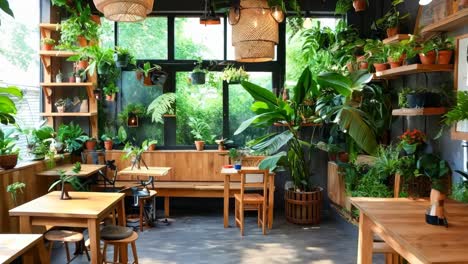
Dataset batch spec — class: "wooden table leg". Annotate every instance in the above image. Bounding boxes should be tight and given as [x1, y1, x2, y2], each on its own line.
[116, 198, 128, 262]
[357, 212, 374, 264]
[164, 196, 170, 217]
[87, 219, 101, 264]
[19, 216, 34, 264]
[36, 238, 50, 264]
[224, 174, 230, 228]
[268, 174, 275, 229]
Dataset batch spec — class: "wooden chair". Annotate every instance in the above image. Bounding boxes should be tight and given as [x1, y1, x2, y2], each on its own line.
[235, 169, 269, 236]
[45, 229, 90, 263]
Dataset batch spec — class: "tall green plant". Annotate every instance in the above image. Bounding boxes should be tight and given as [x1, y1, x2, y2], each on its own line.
[147, 93, 176, 124]
[0, 86, 23, 125]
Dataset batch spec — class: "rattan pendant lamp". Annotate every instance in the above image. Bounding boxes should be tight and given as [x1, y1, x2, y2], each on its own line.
[93, 0, 154, 22]
[230, 0, 284, 62]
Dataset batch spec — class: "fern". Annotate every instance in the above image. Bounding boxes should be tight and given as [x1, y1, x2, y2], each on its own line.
[444, 91, 468, 126]
[147, 93, 176, 124]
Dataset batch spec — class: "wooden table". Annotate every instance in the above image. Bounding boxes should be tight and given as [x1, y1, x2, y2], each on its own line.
[0, 234, 49, 264]
[119, 166, 171, 179]
[351, 198, 468, 264]
[221, 166, 275, 229]
[36, 164, 106, 177]
[9, 191, 126, 264]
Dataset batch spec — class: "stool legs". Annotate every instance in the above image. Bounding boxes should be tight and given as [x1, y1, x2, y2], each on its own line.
[102, 242, 138, 264]
[131, 242, 138, 264]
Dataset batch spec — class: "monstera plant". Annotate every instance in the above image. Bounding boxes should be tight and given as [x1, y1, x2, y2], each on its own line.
[0, 86, 23, 125]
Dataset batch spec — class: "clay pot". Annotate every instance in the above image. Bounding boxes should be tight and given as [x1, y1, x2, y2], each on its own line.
[346, 62, 355, 73]
[56, 106, 65, 113]
[143, 75, 152, 86]
[195, 141, 205, 151]
[43, 43, 54, 50]
[338, 152, 349, 163]
[353, 0, 367, 11]
[419, 50, 436, 65]
[90, 15, 101, 25]
[373, 63, 388, 72]
[437, 50, 453, 64]
[0, 154, 18, 170]
[85, 140, 97, 151]
[68, 76, 76, 83]
[104, 140, 113, 151]
[386, 27, 399, 38]
[148, 144, 156, 151]
[359, 62, 369, 70]
[77, 35, 87, 47]
[78, 60, 89, 70]
[106, 94, 116, 102]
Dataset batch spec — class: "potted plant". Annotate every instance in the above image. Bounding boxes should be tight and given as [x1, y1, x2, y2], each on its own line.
[83, 136, 97, 150]
[113, 46, 134, 68]
[67, 50, 89, 70]
[7, 182, 25, 206]
[434, 35, 455, 65]
[356, 54, 369, 70]
[75, 69, 85, 83]
[56, 5, 100, 49]
[42, 38, 55, 50]
[215, 137, 233, 151]
[419, 38, 437, 65]
[222, 65, 249, 84]
[55, 98, 66, 113]
[364, 39, 389, 72]
[118, 103, 146, 128]
[417, 154, 450, 227]
[123, 140, 157, 169]
[335, 0, 367, 13]
[401, 35, 421, 65]
[68, 72, 76, 83]
[147, 93, 176, 124]
[443, 91, 468, 127]
[188, 117, 214, 151]
[56, 122, 88, 153]
[147, 139, 157, 151]
[190, 58, 208, 85]
[136, 62, 161, 86]
[405, 88, 426, 108]
[399, 129, 426, 155]
[228, 148, 244, 169]
[101, 134, 114, 150]
[387, 43, 405, 68]
[103, 83, 118, 102]
[0, 128, 19, 170]
[48, 162, 83, 200]
[373, 0, 409, 38]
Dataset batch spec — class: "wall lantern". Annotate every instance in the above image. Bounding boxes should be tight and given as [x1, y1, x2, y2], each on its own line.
[419, 0, 432, 5]
[230, 0, 284, 62]
[127, 113, 139, 127]
[93, 0, 154, 22]
[93, 89, 102, 100]
[200, 0, 221, 25]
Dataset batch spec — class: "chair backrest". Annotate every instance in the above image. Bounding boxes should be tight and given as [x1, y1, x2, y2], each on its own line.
[82, 150, 106, 165]
[238, 169, 269, 199]
[241, 156, 265, 167]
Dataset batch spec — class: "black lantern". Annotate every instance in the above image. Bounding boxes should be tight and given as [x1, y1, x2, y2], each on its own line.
[127, 113, 139, 127]
[93, 89, 102, 100]
[200, 0, 220, 25]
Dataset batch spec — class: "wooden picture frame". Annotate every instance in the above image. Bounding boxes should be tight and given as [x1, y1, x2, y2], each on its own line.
[451, 33, 468, 140]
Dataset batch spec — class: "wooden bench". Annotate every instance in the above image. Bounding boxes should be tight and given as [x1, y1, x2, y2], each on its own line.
[94, 150, 265, 217]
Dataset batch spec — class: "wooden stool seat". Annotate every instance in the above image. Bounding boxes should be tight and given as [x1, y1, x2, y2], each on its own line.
[102, 231, 139, 264]
[45, 229, 89, 263]
[234, 193, 264, 204]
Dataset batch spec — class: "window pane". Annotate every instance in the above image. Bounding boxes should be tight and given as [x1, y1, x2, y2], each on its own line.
[229, 72, 272, 146]
[175, 18, 224, 60]
[175, 72, 223, 145]
[119, 71, 164, 144]
[99, 18, 115, 49]
[118, 17, 168, 59]
[227, 24, 276, 61]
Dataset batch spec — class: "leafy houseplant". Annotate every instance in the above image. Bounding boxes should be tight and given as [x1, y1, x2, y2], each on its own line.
[55, 98, 67, 113]
[42, 38, 55, 50]
[0, 86, 23, 125]
[452, 170, 468, 203]
[113, 46, 134, 68]
[123, 140, 157, 169]
[399, 129, 426, 155]
[147, 93, 176, 124]
[400, 35, 421, 65]
[335, 0, 367, 14]
[433, 35, 455, 65]
[82, 136, 97, 150]
[387, 43, 405, 68]
[48, 162, 84, 200]
[101, 133, 114, 151]
[222, 65, 249, 84]
[191, 58, 208, 85]
[0, 128, 19, 169]
[103, 83, 119, 102]
[56, 122, 88, 153]
[188, 117, 215, 151]
[136, 62, 162, 86]
[419, 38, 437, 65]
[373, 0, 409, 38]
[228, 148, 245, 169]
[398, 87, 411, 108]
[7, 182, 25, 206]
[364, 39, 388, 72]
[56, 5, 99, 50]
[443, 91, 468, 127]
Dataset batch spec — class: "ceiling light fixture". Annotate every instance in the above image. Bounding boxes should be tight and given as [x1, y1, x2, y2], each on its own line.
[419, 0, 432, 5]
[93, 0, 154, 22]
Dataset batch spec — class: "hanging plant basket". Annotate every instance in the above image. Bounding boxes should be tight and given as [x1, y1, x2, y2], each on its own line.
[151, 71, 168, 86]
[0, 154, 18, 170]
[353, 0, 367, 12]
[106, 94, 116, 102]
[285, 187, 323, 225]
[114, 53, 129, 68]
[191, 72, 206, 85]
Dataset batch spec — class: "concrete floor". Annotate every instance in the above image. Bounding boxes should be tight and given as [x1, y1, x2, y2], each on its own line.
[49, 209, 385, 264]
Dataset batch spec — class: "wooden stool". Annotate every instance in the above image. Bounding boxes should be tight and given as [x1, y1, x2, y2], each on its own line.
[373, 242, 403, 264]
[44, 229, 90, 263]
[137, 190, 157, 232]
[102, 231, 139, 264]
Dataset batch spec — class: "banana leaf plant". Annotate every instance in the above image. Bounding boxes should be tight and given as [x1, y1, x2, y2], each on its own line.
[0, 86, 23, 125]
[234, 68, 378, 191]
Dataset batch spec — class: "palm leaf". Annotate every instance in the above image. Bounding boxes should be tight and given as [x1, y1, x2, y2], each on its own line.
[147, 93, 176, 124]
[292, 67, 314, 104]
[258, 151, 287, 172]
[250, 130, 293, 155]
[349, 70, 373, 91]
[241, 81, 278, 107]
[234, 112, 280, 135]
[317, 72, 353, 97]
[0, 0, 14, 17]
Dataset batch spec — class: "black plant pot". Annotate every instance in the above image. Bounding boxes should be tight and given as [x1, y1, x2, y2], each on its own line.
[191, 72, 206, 85]
[406, 93, 426, 108]
[151, 71, 168, 86]
[424, 92, 441, 107]
[405, 55, 420, 65]
[113, 53, 129, 68]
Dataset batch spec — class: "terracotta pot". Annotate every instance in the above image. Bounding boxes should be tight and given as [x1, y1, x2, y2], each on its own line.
[419, 50, 436, 65]
[386, 27, 399, 38]
[78, 60, 89, 70]
[353, 0, 367, 11]
[85, 140, 97, 151]
[56, 106, 65, 113]
[106, 94, 116, 102]
[359, 62, 369, 70]
[437, 50, 453, 65]
[195, 141, 205, 151]
[77, 35, 87, 47]
[338, 152, 349, 163]
[346, 62, 355, 72]
[148, 144, 156, 151]
[90, 15, 101, 25]
[68, 76, 75, 83]
[217, 143, 225, 151]
[104, 140, 113, 151]
[373, 63, 388, 72]
[389, 61, 402, 68]
[143, 75, 152, 86]
[43, 43, 54, 50]
[0, 154, 18, 170]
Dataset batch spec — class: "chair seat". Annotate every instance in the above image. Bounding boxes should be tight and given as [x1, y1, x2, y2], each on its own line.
[234, 193, 264, 204]
[102, 231, 139, 244]
[100, 225, 133, 241]
[45, 230, 83, 242]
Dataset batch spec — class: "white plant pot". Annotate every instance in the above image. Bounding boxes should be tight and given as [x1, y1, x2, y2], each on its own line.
[75, 77, 82, 83]
[80, 99, 88, 112]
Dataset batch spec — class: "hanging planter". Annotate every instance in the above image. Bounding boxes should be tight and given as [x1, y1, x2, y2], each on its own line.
[353, 0, 367, 12]
[151, 71, 168, 86]
[136, 62, 162, 86]
[93, 0, 154, 22]
[191, 72, 206, 85]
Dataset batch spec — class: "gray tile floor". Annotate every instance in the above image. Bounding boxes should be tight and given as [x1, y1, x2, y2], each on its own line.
[50, 211, 384, 264]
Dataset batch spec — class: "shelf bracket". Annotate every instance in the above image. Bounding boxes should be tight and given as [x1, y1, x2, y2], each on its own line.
[42, 87, 53, 104]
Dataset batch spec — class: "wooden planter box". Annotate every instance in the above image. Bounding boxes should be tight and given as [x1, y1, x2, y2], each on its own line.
[284, 188, 323, 225]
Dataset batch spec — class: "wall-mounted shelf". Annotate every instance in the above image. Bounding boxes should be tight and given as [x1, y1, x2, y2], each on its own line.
[375, 64, 453, 79]
[163, 114, 176, 118]
[392, 107, 447, 116]
[39, 50, 78, 57]
[421, 8, 468, 34]
[383, 34, 410, 44]
[40, 82, 93, 87]
[41, 82, 96, 104]
[40, 112, 98, 117]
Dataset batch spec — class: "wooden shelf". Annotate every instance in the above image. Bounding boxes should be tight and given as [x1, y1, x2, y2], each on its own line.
[383, 34, 410, 44]
[40, 82, 94, 87]
[375, 64, 453, 79]
[39, 23, 60, 31]
[40, 112, 98, 117]
[421, 8, 468, 34]
[273, 122, 322, 127]
[163, 114, 176, 117]
[39, 50, 78, 57]
[392, 107, 447, 116]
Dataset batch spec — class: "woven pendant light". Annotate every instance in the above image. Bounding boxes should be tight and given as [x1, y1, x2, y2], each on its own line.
[231, 0, 281, 62]
[93, 0, 154, 22]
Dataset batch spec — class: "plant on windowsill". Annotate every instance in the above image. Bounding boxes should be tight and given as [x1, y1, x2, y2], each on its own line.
[48, 162, 84, 200]
[215, 137, 233, 151]
[136, 62, 162, 86]
[113, 46, 135, 68]
[190, 58, 208, 85]
[81, 135, 97, 151]
[123, 140, 157, 170]
[222, 65, 249, 84]
[0, 128, 19, 170]
[7, 182, 25, 206]
[42, 38, 56, 51]
[103, 83, 119, 102]
[372, 0, 409, 38]
[188, 117, 215, 151]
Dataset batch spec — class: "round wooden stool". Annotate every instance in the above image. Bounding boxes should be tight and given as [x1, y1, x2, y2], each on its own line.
[45, 229, 90, 263]
[102, 230, 139, 264]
